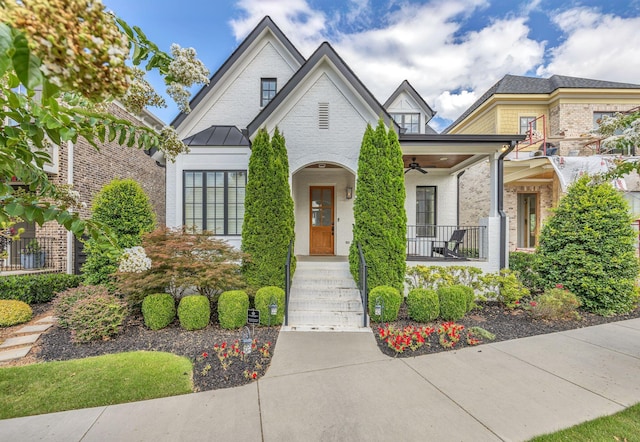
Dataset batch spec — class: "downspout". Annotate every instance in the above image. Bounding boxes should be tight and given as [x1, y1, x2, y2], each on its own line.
[498, 141, 517, 269]
[456, 170, 465, 227]
[66, 141, 74, 274]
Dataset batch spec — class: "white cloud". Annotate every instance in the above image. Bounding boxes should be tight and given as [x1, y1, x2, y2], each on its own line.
[538, 7, 640, 85]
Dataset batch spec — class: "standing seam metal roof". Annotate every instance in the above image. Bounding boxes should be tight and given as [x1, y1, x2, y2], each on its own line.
[183, 126, 250, 146]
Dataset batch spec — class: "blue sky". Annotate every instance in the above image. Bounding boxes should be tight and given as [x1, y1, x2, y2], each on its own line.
[103, 0, 640, 131]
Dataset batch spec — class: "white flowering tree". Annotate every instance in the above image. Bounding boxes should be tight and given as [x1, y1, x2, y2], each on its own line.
[0, 0, 209, 243]
[594, 109, 640, 176]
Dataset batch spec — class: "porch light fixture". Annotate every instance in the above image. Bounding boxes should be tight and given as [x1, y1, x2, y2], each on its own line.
[346, 186, 353, 199]
[318, 163, 326, 168]
[241, 326, 252, 355]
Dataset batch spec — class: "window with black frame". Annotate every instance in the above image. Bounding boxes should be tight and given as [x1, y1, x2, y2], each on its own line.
[183, 171, 246, 235]
[416, 186, 436, 237]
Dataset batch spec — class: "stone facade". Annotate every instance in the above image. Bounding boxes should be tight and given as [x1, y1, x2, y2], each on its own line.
[33, 102, 165, 273]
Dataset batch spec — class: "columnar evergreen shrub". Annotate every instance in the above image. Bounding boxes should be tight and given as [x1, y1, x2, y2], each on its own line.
[53, 285, 110, 328]
[406, 288, 439, 322]
[218, 290, 249, 329]
[141, 293, 176, 330]
[0, 273, 82, 304]
[368, 285, 402, 322]
[437, 285, 468, 321]
[538, 176, 639, 315]
[242, 127, 295, 290]
[255, 286, 285, 326]
[82, 178, 156, 286]
[350, 120, 407, 292]
[177, 295, 210, 331]
[0, 300, 33, 326]
[68, 293, 127, 343]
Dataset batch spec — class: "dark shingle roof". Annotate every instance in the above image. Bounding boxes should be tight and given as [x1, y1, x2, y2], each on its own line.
[183, 126, 250, 146]
[443, 74, 640, 133]
[383, 80, 437, 120]
[171, 16, 305, 128]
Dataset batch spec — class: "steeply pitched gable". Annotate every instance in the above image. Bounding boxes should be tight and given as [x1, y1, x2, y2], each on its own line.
[384, 80, 437, 120]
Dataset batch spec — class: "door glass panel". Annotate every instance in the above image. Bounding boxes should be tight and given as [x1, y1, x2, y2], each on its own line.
[321, 208, 332, 226]
[322, 189, 332, 206]
[311, 208, 320, 226]
[312, 189, 321, 207]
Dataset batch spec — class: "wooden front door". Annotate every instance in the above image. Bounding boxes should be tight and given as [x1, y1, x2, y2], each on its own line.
[310, 186, 334, 255]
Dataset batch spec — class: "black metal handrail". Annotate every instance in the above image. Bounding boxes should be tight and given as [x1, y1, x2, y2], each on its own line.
[406, 225, 487, 260]
[0, 237, 56, 272]
[284, 240, 292, 326]
[357, 242, 368, 327]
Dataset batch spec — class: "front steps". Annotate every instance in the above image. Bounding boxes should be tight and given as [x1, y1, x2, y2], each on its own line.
[284, 259, 368, 332]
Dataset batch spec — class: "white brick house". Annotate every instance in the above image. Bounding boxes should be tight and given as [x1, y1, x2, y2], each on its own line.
[166, 16, 523, 272]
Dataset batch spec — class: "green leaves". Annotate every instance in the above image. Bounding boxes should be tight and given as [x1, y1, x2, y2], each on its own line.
[11, 30, 42, 90]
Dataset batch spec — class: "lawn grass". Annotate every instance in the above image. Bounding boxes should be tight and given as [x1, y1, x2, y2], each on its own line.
[530, 402, 640, 441]
[0, 351, 193, 420]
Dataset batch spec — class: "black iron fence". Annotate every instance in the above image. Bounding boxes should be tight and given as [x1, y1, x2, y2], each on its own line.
[0, 237, 56, 272]
[406, 225, 487, 260]
[357, 242, 368, 327]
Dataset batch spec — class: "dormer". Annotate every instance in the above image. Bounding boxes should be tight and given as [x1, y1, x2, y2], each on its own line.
[384, 80, 437, 134]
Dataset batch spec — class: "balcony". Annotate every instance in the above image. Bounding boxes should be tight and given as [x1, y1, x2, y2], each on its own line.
[406, 225, 488, 261]
[0, 237, 57, 274]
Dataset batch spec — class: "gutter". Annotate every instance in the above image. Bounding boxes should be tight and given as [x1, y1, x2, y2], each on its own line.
[497, 141, 517, 269]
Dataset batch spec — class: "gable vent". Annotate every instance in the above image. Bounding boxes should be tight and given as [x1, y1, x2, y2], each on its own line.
[318, 102, 329, 130]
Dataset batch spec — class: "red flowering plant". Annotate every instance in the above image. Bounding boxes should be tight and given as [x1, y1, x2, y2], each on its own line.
[437, 322, 465, 349]
[196, 338, 274, 383]
[377, 324, 435, 354]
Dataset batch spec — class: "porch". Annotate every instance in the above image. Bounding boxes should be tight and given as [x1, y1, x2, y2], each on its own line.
[406, 224, 487, 261]
[0, 237, 58, 274]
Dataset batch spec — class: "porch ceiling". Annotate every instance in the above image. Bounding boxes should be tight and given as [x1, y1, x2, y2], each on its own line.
[402, 154, 473, 170]
[504, 158, 555, 184]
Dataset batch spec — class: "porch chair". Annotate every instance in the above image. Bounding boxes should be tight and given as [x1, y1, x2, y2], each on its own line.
[431, 229, 467, 258]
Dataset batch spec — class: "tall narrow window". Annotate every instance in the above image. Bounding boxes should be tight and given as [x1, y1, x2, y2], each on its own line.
[183, 171, 246, 235]
[261, 78, 277, 107]
[416, 186, 436, 237]
[520, 116, 537, 135]
[391, 113, 420, 134]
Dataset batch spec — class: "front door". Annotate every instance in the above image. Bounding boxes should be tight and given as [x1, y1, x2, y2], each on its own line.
[517, 193, 538, 248]
[310, 186, 334, 255]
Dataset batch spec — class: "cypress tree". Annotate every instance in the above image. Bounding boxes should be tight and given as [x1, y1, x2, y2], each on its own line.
[350, 120, 407, 292]
[242, 127, 295, 290]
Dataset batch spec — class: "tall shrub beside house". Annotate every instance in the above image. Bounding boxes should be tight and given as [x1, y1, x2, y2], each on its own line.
[537, 175, 639, 315]
[350, 120, 407, 292]
[82, 179, 156, 286]
[242, 128, 295, 290]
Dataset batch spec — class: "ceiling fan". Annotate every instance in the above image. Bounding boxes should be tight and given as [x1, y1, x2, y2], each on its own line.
[405, 157, 428, 174]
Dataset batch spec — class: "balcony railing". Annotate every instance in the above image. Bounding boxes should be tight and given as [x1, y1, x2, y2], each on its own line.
[0, 237, 56, 272]
[406, 225, 487, 261]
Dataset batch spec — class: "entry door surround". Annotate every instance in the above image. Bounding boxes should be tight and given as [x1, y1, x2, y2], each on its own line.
[310, 186, 334, 255]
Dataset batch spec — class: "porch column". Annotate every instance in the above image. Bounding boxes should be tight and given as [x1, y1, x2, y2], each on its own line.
[489, 152, 500, 217]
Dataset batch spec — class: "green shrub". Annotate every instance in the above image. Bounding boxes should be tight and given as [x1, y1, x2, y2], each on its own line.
[218, 290, 249, 329]
[0, 300, 33, 326]
[406, 288, 439, 322]
[437, 285, 468, 321]
[529, 286, 582, 320]
[53, 285, 110, 328]
[459, 285, 476, 312]
[68, 293, 127, 343]
[350, 121, 407, 293]
[406, 265, 483, 291]
[482, 269, 529, 309]
[141, 294, 176, 330]
[509, 252, 544, 294]
[368, 285, 402, 322]
[538, 176, 639, 315]
[177, 295, 211, 331]
[0, 273, 82, 304]
[255, 286, 285, 326]
[82, 178, 156, 287]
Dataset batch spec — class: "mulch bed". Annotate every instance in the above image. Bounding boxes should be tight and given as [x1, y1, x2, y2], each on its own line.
[372, 302, 640, 358]
[22, 301, 640, 392]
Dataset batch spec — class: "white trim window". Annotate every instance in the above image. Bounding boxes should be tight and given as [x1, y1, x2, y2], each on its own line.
[391, 113, 420, 134]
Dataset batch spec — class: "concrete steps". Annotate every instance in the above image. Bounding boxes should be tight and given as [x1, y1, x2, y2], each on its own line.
[285, 260, 367, 331]
[0, 316, 56, 363]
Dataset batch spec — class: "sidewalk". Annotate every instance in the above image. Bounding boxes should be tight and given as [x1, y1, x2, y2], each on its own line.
[1, 318, 640, 441]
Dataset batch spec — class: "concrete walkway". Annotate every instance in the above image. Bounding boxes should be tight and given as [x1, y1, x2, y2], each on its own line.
[2, 318, 640, 441]
[0, 316, 55, 363]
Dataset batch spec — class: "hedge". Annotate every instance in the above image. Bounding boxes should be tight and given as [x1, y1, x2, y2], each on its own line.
[0, 273, 82, 304]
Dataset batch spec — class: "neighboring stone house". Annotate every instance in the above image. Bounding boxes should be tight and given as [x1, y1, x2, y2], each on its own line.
[4, 102, 166, 274]
[445, 74, 640, 250]
[166, 16, 523, 273]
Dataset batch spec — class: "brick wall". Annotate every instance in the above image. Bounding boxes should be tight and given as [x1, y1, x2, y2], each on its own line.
[36, 102, 165, 273]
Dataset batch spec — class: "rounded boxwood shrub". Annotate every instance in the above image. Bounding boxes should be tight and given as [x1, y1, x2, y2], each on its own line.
[407, 288, 439, 322]
[459, 285, 476, 312]
[177, 295, 210, 331]
[218, 290, 249, 329]
[142, 293, 176, 330]
[0, 300, 33, 326]
[437, 285, 468, 321]
[255, 286, 285, 326]
[368, 285, 402, 322]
